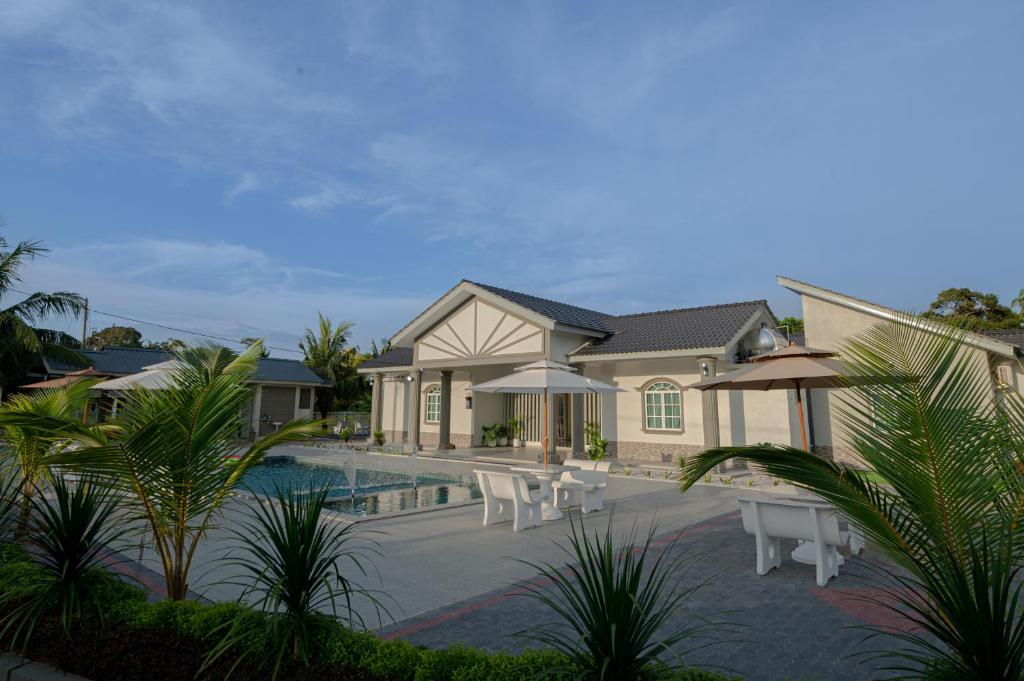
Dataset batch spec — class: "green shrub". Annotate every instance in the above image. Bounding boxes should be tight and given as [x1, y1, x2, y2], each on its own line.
[414, 646, 489, 680]
[323, 625, 382, 668]
[362, 637, 423, 680]
[451, 649, 574, 681]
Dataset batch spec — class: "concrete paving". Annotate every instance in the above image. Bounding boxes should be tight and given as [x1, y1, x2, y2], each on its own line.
[104, 446, 911, 679]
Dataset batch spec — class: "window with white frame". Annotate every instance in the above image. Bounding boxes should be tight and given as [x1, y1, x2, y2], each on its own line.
[425, 385, 441, 423]
[644, 381, 682, 431]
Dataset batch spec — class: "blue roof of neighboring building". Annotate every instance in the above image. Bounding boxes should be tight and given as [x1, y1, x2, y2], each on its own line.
[45, 347, 328, 386]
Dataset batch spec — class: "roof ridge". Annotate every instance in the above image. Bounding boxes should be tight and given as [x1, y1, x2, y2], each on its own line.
[463, 280, 613, 318]
[611, 299, 768, 319]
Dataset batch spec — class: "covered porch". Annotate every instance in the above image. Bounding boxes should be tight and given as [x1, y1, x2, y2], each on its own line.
[364, 363, 602, 459]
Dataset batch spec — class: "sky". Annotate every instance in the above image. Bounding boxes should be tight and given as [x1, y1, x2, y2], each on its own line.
[1, 1, 1022, 356]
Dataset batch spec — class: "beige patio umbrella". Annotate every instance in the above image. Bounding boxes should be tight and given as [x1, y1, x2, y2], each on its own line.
[471, 360, 625, 466]
[686, 344, 847, 451]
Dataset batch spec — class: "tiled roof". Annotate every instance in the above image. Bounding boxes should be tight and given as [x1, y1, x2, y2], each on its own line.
[360, 347, 414, 369]
[45, 347, 172, 375]
[980, 328, 1024, 350]
[571, 301, 771, 357]
[252, 358, 330, 385]
[46, 347, 328, 385]
[467, 281, 614, 333]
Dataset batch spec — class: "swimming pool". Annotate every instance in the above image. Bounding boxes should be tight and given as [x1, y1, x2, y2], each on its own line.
[241, 458, 482, 517]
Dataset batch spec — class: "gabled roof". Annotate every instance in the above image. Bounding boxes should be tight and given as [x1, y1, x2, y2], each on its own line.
[466, 281, 613, 333]
[385, 279, 774, 364]
[45, 347, 328, 386]
[570, 301, 773, 357]
[778, 276, 1020, 359]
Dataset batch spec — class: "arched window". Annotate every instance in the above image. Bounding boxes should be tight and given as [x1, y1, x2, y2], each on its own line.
[424, 385, 441, 423]
[643, 380, 682, 431]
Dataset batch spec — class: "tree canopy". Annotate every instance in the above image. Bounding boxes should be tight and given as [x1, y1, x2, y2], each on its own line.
[86, 325, 143, 349]
[921, 287, 1022, 329]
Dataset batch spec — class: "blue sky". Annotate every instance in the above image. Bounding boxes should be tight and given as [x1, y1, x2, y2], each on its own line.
[2, 1, 1022, 356]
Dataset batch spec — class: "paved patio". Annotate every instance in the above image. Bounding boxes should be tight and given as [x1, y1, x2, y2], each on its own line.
[376, 510, 908, 681]
[109, 446, 912, 680]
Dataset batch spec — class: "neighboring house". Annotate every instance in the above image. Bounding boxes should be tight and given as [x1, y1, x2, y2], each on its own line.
[42, 346, 329, 439]
[779, 277, 1024, 465]
[359, 280, 801, 461]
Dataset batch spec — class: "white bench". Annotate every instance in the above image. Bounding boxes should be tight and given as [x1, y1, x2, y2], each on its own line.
[552, 478, 600, 513]
[552, 461, 610, 513]
[474, 470, 543, 531]
[738, 497, 847, 587]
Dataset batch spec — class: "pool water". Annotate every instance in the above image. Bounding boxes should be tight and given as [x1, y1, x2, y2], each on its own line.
[241, 459, 482, 517]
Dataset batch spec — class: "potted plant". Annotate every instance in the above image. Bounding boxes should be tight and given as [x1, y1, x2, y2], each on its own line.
[373, 430, 385, 447]
[338, 426, 354, 444]
[482, 424, 498, 447]
[495, 423, 508, 447]
[507, 417, 524, 447]
[584, 421, 608, 461]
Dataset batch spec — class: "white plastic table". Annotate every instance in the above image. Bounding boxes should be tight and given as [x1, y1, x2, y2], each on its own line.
[510, 463, 577, 521]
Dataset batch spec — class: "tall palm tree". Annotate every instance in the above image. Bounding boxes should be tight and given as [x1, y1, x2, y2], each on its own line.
[298, 312, 355, 419]
[680, 318, 1024, 679]
[0, 379, 97, 535]
[0, 343, 322, 601]
[0, 229, 85, 398]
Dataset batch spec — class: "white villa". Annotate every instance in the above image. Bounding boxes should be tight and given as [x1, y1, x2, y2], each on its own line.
[359, 278, 1024, 464]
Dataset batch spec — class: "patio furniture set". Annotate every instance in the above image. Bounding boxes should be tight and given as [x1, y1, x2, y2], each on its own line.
[474, 460, 611, 532]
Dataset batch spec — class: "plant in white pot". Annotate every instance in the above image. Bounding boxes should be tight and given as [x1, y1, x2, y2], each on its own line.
[482, 424, 498, 447]
[507, 417, 524, 447]
[495, 423, 509, 447]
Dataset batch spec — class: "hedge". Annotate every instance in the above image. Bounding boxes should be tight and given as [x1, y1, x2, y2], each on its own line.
[0, 543, 738, 681]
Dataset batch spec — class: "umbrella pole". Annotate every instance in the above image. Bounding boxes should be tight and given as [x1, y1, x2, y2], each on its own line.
[543, 388, 549, 467]
[795, 380, 809, 451]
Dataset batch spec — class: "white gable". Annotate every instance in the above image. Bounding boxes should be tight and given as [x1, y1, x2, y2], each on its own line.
[416, 298, 544, 362]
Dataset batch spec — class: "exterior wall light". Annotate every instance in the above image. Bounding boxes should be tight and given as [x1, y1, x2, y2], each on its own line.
[465, 396, 473, 409]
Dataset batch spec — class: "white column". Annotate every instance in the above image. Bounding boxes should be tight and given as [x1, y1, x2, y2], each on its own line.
[407, 370, 422, 453]
[293, 386, 301, 421]
[439, 370, 452, 449]
[251, 385, 263, 439]
[370, 373, 383, 434]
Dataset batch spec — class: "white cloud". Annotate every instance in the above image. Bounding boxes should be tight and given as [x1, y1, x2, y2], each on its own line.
[223, 171, 261, 204]
[288, 183, 353, 213]
[17, 238, 429, 355]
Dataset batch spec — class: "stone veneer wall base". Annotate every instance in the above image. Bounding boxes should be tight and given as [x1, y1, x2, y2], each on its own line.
[608, 441, 706, 463]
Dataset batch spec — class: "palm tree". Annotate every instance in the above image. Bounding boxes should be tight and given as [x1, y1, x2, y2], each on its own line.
[1012, 288, 1024, 315]
[0, 342, 323, 600]
[0, 379, 96, 535]
[680, 317, 1024, 679]
[0, 228, 85, 398]
[298, 313, 355, 419]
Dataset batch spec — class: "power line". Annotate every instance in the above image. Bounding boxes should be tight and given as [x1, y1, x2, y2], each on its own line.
[9, 287, 304, 355]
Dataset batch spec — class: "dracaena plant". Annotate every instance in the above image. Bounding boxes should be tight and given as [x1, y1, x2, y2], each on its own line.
[516, 513, 710, 680]
[209, 483, 388, 679]
[0, 342, 323, 601]
[0, 475, 125, 650]
[680, 317, 1024, 680]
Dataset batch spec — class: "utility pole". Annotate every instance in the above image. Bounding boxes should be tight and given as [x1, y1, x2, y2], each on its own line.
[81, 298, 89, 348]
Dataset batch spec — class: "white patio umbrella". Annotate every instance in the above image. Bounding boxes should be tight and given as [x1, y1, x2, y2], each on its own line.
[470, 360, 624, 466]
